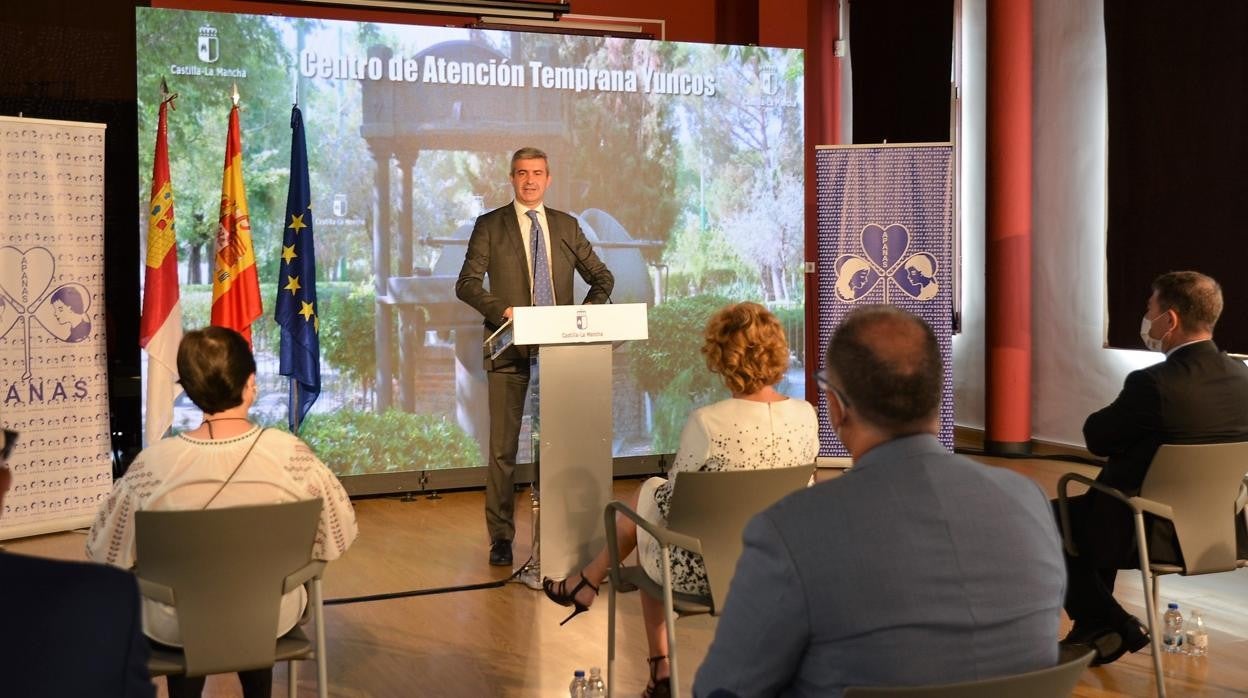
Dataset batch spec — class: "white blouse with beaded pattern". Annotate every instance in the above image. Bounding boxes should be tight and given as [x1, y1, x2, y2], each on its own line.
[635, 396, 819, 595]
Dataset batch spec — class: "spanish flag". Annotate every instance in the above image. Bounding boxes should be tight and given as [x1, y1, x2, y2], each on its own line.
[211, 100, 263, 343]
[140, 83, 183, 445]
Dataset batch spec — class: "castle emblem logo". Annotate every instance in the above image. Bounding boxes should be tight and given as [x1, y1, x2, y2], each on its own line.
[198, 25, 219, 64]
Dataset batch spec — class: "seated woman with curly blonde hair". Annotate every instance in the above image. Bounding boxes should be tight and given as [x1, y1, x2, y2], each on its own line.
[542, 301, 820, 698]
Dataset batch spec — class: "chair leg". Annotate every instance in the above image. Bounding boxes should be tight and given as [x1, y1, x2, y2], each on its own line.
[1152, 574, 1160, 623]
[1134, 513, 1166, 698]
[312, 579, 328, 698]
[288, 660, 298, 698]
[607, 578, 617, 698]
[661, 547, 680, 698]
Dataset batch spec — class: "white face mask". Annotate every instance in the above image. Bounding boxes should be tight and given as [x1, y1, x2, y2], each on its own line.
[1139, 312, 1168, 352]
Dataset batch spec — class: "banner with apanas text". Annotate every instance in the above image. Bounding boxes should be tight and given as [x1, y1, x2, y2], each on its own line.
[0, 115, 112, 540]
[815, 144, 954, 458]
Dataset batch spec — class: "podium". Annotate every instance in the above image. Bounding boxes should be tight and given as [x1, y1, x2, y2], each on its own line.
[499, 303, 648, 582]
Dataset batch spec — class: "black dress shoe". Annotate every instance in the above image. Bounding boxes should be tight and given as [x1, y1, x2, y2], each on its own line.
[1067, 616, 1151, 666]
[1118, 615, 1151, 654]
[489, 540, 512, 566]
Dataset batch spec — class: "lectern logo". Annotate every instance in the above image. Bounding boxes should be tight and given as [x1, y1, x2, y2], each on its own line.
[576, 310, 588, 330]
[197, 25, 219, 64]
[332, 193, 348, 217]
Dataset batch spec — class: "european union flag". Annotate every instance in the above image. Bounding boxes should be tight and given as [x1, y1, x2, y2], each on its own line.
[275, 105, 320, 431]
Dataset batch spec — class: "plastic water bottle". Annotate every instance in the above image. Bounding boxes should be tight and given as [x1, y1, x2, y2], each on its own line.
[1162, 603, 1185, 653]
[569, 669, 587, 697]
[586, 667, 607, 697]
[1185, 610, 1209, 656]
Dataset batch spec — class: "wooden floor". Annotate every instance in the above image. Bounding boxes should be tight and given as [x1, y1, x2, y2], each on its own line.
[7, 455, 1248, 696]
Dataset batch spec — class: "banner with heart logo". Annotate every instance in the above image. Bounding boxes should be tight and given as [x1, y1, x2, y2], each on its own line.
[0, 115, 111, 540]
[815, 144, 955, 458]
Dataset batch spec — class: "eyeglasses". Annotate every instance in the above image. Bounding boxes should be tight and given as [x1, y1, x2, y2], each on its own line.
[815, 368, 831, 393]
[816, 369, 851, 409]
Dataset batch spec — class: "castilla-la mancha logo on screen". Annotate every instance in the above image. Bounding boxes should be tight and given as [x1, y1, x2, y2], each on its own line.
[198, 25, 219, 63]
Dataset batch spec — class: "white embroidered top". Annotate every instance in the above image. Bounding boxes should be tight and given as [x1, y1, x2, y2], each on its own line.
[85, 427, 358, 646]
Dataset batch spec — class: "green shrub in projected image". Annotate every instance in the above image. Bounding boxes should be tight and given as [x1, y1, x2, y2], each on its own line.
[299, 409, 480, 476]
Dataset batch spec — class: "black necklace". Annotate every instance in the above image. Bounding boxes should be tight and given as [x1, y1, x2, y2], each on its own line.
[202, 417, 252, 439]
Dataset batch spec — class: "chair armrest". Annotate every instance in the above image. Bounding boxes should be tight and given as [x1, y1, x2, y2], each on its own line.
[1127, 495, 1175, 522]
[283, 560, 327, 594]
[137, 576, 175, 605]
[605, 501, 702, 554]
[1056, 472, 1132, 557]
[1237, 479, 1248, 513]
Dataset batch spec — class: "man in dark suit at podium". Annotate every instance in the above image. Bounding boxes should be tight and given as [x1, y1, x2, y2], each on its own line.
[1060, 270, 1248, 665]
[0, 435, 154, 696]
[456, 147, 614, 566]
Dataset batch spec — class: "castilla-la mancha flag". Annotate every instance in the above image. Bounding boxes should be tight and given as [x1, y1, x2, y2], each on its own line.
[211, 102, 263, 343]
[140, 91, 183, 445]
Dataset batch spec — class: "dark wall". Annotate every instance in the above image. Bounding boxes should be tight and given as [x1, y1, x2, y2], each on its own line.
[0, 1, 142, 467]
[850, 0, 953, 145]
[1104, 0, 1248, 351]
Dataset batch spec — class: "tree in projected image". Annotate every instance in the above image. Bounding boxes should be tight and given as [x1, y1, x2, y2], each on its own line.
[673, 45, 805, 304]
[136, 12, 292, 292]
[559, 37, 680, 260]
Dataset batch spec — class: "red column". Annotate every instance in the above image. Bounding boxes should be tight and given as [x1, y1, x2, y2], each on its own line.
[805, 0, 843, 392]
[985, 0, 1032, 454]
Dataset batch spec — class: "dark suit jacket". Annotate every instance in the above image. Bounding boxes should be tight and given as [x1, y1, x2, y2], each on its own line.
[455, 202, 614, 367]
[1084, 340, 1248, 495]
[0, 551, 154, 697]
[1079, 340, 1248, 563]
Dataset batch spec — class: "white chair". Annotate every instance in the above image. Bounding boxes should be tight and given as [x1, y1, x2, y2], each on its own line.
[135, 499, 330, 698]
[604, 465, 815, 698]
[1057, 442, 1248, 698]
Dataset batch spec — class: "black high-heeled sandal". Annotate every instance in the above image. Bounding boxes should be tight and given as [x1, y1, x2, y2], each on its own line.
[541, 573, 599, 625]
[642, 655, 670, 698]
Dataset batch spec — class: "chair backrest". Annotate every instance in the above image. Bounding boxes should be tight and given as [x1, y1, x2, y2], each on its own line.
[666, 465, 814, 612]
[842, 648, 1093, 698]
[135, 499, 322, 676]
[1140, 442, 1248, 575]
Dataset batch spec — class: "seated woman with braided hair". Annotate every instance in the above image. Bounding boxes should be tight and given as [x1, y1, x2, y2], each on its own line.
[541, 301, 820, 698]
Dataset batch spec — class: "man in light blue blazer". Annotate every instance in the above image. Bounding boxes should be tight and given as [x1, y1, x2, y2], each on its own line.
[694, 306, 1066, 697]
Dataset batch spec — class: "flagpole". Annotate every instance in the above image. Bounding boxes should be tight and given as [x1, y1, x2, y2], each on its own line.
[290, 379, 301, 432]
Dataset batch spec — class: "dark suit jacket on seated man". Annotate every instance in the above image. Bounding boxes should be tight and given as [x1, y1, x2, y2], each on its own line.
[694, 306, 1066, 698]
[455, 146, 614, 566]
[1059, 270, 1248, 665]
[0, 441, 154, 697]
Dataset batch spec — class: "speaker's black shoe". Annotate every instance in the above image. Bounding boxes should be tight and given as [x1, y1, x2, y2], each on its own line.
[489, 540, 512, 566]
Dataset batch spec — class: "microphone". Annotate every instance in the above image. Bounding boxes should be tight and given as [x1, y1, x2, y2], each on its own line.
[562, 236, 613, 304]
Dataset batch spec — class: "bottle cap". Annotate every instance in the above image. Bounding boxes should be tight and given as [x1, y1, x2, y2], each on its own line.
[575, 670, 586, 677]
[1168, 602, 1179, 609]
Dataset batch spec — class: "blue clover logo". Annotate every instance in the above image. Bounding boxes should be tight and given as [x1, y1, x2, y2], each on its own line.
[833, 223, 939, 303]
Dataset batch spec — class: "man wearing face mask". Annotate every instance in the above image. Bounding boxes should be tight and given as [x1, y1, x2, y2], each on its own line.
[1058, 270, 1248, 665]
